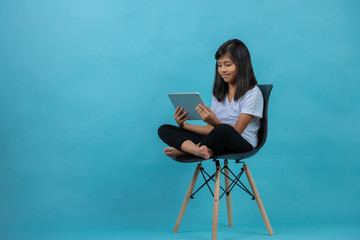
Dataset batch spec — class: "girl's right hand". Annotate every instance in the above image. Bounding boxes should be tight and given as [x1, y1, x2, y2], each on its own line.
[174, 107, 189, 128]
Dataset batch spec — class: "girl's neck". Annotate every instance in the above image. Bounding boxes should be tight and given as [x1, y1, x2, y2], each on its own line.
[228, 83, 237, 96]
[227, 83, 237, 103]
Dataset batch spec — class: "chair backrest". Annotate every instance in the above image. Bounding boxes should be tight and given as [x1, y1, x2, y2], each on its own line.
[255, 84, 273, 151]
[212, 84, 273, 161]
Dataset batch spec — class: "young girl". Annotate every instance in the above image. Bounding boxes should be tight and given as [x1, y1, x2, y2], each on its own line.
[158, 39, 263, 160]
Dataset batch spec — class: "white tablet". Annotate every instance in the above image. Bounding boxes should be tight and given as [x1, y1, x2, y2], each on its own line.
[168, 92, 205, 120]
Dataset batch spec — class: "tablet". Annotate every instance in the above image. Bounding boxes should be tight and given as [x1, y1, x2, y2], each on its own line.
[168, 92, 205, 120]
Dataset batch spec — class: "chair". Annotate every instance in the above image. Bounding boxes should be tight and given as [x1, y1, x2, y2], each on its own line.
[172, 84, 274, 240]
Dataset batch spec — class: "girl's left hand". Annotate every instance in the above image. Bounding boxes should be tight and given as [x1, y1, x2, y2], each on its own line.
[196, 104, 221, 127]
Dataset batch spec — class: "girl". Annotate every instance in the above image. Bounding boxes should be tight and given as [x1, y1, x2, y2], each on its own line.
[158, 39, 263, 160]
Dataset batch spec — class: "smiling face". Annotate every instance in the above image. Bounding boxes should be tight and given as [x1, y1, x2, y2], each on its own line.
[217, 54, 237, 84]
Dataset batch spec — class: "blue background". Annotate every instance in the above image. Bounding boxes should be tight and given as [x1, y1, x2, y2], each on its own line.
[1, 0, 359, 239]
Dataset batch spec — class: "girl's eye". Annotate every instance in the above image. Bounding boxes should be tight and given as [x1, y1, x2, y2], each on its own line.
[226, 64, 232, 67]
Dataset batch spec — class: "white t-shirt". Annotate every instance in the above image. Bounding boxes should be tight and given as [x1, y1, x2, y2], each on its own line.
[210, 85, 264, 148]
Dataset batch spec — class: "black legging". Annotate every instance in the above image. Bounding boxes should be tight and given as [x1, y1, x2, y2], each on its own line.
[158, 124, 253, 156]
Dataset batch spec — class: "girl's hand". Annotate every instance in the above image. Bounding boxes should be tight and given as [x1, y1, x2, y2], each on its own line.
[196, 105, 221, 127]
[174, 107, 189, 128]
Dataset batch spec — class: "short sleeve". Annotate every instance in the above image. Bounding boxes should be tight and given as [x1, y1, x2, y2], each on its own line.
[240, 86, 264, 118]
[210, 95, 217, 112]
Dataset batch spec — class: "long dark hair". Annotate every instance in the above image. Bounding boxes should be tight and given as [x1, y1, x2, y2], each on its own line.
[213, 39, 258, 101]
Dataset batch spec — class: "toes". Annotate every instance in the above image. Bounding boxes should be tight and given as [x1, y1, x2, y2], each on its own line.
[164, 147, 174, 152]
[199, 146, 208, 159]
[199, 146, 212, 159]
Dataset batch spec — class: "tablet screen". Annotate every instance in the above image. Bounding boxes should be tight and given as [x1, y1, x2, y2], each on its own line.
[168, 92, 205, 120]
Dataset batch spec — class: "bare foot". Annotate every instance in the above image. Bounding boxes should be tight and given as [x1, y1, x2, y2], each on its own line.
[199, 145, 213, 160]
[164, 147, 187, 158]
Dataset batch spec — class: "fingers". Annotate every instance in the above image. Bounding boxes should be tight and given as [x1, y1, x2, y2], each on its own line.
[196, 105, 206, 120]
[195, 104, 203, 113]
[175, 107, 189, 122]
[179, 110, 188, 120]
[175, 107, 184, 118]
[179, 116, 189, 123]
[196, 104, 210, 115]
[174, 107, 189, 128]
[174, 107, 181, 116]
[196, 104, 209, 111]
[196, 105, 214, 124]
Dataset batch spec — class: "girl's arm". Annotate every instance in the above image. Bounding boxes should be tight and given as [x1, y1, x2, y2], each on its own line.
[193, 104, 254, 135]
[233, 113, 253, 134]
[183, 123, 214, 135]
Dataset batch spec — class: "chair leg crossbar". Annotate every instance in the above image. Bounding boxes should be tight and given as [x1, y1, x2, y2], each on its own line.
[190, 161, 255, 200]
[173, 160, 273, 239]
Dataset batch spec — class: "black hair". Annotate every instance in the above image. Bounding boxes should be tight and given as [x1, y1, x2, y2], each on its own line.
[213, 39, 258, 101]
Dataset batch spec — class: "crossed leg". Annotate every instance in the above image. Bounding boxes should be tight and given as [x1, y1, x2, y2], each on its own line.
[164, 147, 187, 158]
[163, 141, 214, 160]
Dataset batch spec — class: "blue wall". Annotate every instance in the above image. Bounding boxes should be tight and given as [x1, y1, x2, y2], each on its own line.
[1, 0, 359, 237]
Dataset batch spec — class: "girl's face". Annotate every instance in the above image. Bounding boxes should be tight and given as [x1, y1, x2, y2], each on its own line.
[217, 54, 237, 84]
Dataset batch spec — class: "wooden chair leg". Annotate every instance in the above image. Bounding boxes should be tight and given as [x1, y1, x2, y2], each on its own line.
[212, 160, 221, 240]
[224, 160, 233, 227]
[173, 163, 202, 233]
[244, 164, 274, 235]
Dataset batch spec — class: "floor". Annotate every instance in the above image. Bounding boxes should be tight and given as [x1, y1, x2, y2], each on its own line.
[2, 223, 359, 240]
